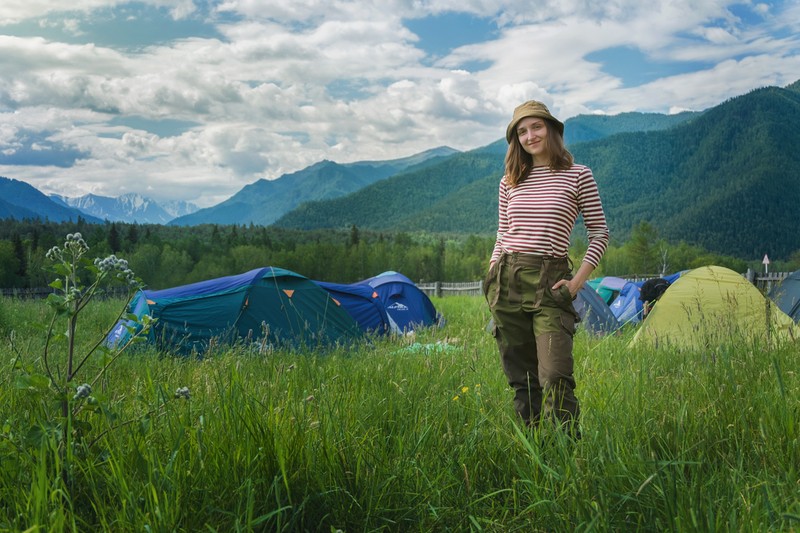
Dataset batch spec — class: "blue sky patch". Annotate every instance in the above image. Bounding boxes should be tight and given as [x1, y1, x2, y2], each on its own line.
[456, 59, 493, 73]
[326, 78, 375, 101]
[109, 116, 199, 137]
[404, 12, 498, 66]
[586, 45, 715, 87]
[0, 131, 86, 167]
[727, 3, 767, 26]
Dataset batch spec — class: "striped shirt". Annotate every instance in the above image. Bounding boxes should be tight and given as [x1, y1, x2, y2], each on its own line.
[490, 164, 609, 267]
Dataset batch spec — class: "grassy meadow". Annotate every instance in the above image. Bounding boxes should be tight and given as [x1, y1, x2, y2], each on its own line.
[0, 294, 798, 532]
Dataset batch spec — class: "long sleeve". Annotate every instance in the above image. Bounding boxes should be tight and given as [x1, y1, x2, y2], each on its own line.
[490, 177, 509, 265]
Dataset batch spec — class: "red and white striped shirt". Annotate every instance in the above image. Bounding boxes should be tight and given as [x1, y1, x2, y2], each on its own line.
[490, 164, 609, 267]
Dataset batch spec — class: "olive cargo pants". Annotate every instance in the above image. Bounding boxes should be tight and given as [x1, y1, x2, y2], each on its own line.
[484, 252, 581, 429]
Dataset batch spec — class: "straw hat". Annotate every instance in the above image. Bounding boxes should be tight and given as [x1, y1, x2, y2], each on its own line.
[505, 100, 564, 143]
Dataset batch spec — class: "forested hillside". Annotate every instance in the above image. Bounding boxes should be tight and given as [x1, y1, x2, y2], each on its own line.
[564, 110, 700, 144]
[275, 83, 800, 261]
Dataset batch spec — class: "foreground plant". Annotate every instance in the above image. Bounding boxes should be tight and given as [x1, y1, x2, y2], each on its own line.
[10, 233, 155, 486]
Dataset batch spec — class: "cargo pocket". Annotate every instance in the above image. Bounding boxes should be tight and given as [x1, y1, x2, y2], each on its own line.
[551, 282, 581, 331]
[483, 262, 500, 306]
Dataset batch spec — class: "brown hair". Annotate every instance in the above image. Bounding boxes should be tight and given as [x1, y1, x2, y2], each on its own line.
[503, 120, 574, 188]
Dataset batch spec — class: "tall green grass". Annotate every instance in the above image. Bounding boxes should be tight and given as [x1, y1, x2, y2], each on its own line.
[0, 295, 798, 531]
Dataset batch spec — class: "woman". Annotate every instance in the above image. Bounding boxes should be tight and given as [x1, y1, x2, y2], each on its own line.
[484, 100, 609, 437]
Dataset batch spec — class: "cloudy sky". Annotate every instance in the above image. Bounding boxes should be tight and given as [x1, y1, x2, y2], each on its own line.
[1, 1, 799, 207]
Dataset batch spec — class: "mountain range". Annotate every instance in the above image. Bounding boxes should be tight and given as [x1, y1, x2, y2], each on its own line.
[51, 193, 198, 225]
[1, 80, 798, 260]
[0, 179, 199, 225]
[0, 178, 103, 224]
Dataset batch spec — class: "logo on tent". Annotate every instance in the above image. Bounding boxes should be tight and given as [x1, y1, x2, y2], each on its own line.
[387, 302, 409, 311]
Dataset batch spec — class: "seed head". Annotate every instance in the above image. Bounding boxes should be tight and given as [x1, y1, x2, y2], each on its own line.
[73, 383, 92, 401]
[174, 386, 191, 400]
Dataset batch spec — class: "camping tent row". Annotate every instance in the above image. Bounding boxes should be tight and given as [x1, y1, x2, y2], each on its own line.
[580, 265, 799, 350]
[105, 268, 441, 354]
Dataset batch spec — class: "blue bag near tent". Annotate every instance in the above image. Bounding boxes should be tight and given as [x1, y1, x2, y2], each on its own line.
[609, 280, 644, 325]
[361, 271, 442, 334]
[607, 271, 686, 326]
[313, 280, 393, 335]
[105, 267, 362, 353]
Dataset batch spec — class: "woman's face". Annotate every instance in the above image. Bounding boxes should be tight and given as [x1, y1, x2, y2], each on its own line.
[515, 116, 550, 161]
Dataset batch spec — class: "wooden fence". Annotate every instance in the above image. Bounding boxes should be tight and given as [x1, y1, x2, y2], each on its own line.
[416, 281, 483, 298]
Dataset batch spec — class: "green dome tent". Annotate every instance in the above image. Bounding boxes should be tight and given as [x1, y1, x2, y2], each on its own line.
[630, 265, 799, 351]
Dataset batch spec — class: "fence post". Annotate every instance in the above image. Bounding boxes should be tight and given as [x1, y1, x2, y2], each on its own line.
[434, 281, 442, 298]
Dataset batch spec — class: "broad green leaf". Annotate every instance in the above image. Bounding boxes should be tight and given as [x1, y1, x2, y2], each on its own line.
[15, 373, 51, 392]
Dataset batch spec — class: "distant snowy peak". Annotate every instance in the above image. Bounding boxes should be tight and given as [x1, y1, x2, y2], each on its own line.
[51, 193, 198, 224]
[159, 199, 199, 219]
[118, 193, 153, 211]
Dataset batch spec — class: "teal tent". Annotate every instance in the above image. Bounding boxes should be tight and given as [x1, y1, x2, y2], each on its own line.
[587, 276, 628, 305]
[106, 267, 362, 353]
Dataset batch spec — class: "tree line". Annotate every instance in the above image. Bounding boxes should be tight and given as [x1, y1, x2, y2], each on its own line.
[0, 218, 790, 291]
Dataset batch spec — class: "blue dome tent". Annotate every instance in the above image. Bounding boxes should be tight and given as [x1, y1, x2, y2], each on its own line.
[362, 271, 442, 334]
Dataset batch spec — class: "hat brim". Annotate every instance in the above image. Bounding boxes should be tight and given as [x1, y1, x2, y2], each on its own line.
[506, 114, 564, 143]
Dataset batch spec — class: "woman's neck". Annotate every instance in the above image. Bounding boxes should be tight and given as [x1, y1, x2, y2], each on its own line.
[532, 152, 551, 167]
